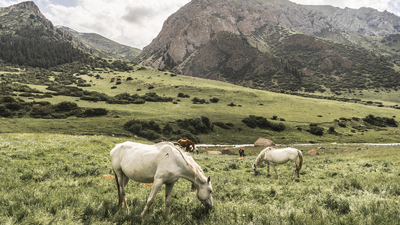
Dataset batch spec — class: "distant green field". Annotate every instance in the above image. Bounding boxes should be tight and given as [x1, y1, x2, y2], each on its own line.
[0, 133, 399, 224]
[1, 65, 400, 144]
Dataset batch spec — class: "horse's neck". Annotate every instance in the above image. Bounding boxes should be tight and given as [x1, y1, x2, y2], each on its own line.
[255, 151, 266, 166]
[172, 148, 206, 185]
[180, 164, 206, 185]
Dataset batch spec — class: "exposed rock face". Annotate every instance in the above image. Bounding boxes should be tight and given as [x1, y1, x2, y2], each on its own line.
[135, 0, 400, 90]
[137, 0, 400, 67]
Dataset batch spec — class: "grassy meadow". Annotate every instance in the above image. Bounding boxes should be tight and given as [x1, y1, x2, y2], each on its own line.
[1, 65, 400, 145]
[0, 133, 399, 224]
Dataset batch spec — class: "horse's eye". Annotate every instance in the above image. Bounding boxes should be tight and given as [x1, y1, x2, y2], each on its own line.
[209, 190, 212, 193]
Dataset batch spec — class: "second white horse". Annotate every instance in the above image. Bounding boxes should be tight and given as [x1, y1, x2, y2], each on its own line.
[252, 147, 303, 178]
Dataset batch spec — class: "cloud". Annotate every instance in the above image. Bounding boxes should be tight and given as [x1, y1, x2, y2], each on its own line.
[0, 0, 23, 6]
[388, 0, 400, 14]
[39, 0, 190, 49]
[122, 6, 156, 26]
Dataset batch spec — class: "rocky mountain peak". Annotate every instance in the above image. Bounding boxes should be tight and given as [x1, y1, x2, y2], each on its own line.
[0, 1, 53, 28]
[137, 0, 400, 71]
[134, 0, 400, 93]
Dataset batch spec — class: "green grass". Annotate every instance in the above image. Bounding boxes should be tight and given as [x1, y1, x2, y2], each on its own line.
[0, 133, 399, 224]
[2, 65, 400, 144]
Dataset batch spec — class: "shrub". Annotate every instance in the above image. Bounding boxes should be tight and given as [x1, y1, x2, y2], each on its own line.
[123, 119, 162, 140]
[177, 93, 190, 98]
[242, 115, 270, 129]
[5, 102, 22, 110]
[133, 98, 145, 104]
[192, 97, 206, 104]
[162, 123, 174, 134]
[30, 105, 54, 117]
[363, 114, 398, 127]
[176, 116, 213, 134]
[84, 108, 108, 117]
[55, 101, 78, 112]
[308, 124, 324, 135]
[141, 130, 160, 140]
[270, 122, 285, 131]
[210, 97, 219, 103]
[0, 105, 12, 117]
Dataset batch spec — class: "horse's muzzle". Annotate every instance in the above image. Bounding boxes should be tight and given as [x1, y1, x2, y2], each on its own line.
[202, 199, 213, 208]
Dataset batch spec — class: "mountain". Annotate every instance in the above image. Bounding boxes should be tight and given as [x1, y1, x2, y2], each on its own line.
[135, 0, 400, 92]
[0, 1, 53, 29]
[57, 26, 141, 61]
[0, 1, 96, 68]
[0, 1, 137, 69]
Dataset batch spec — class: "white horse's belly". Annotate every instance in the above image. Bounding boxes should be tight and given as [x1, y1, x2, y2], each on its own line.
[119, 149, 159, 182]
[270, 157, 290, 164]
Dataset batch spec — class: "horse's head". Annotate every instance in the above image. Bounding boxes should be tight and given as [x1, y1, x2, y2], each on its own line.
[252, 163, 260, 176]
[196, 176, 213, 208]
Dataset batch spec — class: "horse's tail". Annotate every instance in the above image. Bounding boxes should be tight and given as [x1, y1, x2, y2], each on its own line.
[296, 150, 303, 177]
[113, 169, 122, 206]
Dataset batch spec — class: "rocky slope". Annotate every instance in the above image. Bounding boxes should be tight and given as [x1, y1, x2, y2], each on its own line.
[57, 26, 141, 61]
[135, 0, 400, 92]
[0, 1, 53, 29]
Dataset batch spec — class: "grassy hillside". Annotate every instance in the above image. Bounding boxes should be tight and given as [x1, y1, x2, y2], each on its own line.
[0, 133, 399, 224]
[1, 65, 399, 144]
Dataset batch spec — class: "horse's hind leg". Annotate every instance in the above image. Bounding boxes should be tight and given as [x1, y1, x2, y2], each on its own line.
[113, 170, 122, 206]
[290, 160, 297, 179]
[120, 174, 129, 208]
[164, 183, 175, 215]
[141, 179, 163, 217]
[114, 170, 129, 207]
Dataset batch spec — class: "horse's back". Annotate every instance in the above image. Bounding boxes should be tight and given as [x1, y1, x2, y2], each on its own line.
[111, 141, 183, 183]
[267, 147, 299, 163]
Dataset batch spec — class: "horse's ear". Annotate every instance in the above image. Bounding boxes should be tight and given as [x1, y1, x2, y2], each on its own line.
[207, 176, 211, 183]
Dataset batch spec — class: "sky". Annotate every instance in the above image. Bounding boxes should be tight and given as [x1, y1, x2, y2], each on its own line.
[0, 0, 400, 49]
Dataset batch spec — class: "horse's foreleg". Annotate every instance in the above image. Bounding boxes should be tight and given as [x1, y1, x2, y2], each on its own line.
[270, 163, 279, 178]
[141, 179, 163, 217]
[164, 183, 175, 215]
[267, 163, 270, 176]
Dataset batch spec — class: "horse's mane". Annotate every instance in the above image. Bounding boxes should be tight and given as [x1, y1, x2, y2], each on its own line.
[254, 150, 265, 166]
[254, 147, 274, 166]
[164, 142, 206, 183]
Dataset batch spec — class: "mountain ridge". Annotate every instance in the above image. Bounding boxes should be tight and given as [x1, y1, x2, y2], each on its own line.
[135, 0, 400, 92]
[57, 26, 141, 61]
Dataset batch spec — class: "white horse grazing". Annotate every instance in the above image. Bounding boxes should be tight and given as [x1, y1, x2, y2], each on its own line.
[110, 141, 213, 217]
[252, 147, 303, 178]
